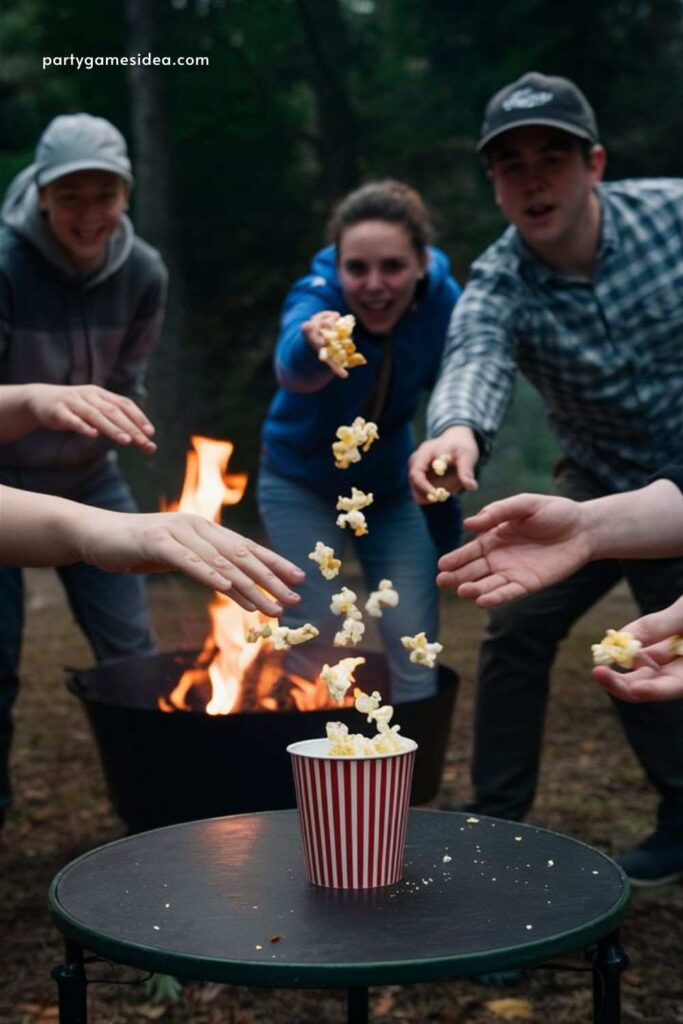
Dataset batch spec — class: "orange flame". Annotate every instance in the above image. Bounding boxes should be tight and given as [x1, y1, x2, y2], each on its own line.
[160, 435, 247, 520]
[160, 436, 343, 715]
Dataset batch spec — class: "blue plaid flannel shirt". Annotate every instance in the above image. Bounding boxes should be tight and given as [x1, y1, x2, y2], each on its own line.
[427, 179, 683, 492]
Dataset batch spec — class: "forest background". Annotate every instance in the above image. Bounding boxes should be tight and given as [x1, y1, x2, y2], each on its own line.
[2, 0, 683, 527]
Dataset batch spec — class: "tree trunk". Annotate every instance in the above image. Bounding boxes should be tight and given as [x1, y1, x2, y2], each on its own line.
[125, 0, 188, 504]
[296, 0, 360, 201]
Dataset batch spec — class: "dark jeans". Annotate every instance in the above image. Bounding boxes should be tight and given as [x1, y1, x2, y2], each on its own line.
[471, 459, 683, 828]
[0, 458, 156, 812]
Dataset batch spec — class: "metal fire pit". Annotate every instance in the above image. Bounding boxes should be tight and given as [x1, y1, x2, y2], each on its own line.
[67, 648, 458, 833]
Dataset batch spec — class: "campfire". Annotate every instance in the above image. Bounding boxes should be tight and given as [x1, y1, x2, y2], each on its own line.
[159, 435, 352, 716]
[66, 434, 459, 832]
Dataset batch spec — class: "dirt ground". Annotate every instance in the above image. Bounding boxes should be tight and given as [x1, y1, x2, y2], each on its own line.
[1, 568, 682, 1024]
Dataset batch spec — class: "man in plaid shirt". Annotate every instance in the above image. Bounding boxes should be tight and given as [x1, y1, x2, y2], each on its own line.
[410, 71, 683, 886]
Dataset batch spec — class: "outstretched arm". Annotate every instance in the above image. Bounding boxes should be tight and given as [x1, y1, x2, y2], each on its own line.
[437, 480, 683, 606]
[0, 383, 157, 453]
[0, 486, 304, 617]
[593, 596, 683, 702]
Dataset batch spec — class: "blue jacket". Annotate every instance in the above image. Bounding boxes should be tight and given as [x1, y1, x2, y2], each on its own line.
[261, 245, 461, 499]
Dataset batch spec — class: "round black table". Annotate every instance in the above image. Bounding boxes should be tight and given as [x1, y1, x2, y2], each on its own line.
[49, 809, 630, 1024]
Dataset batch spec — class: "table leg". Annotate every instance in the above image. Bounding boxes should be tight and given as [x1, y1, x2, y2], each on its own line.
[347, 986, 369, 1024]
[588, 930, 629, 1024]
[51, 940, 88, 1024]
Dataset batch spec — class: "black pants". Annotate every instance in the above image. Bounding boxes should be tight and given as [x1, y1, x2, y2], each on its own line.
[471, 459, 683, 828]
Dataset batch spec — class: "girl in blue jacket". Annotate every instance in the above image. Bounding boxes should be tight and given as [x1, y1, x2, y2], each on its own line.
[258, 181, 461, 701]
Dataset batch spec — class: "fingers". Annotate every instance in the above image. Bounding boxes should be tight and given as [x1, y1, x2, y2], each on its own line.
[592, 664, 683, 702]
[437, 539, 486, 573]
[49, 386, 157, 452]
[463, 494, 538, 533]
[189, 520, 305, 613]
[621, 596, 683, 649]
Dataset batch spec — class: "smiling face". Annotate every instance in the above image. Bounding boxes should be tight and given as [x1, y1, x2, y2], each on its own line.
[488, 126, 605, 263]
[38, 169, 130, 271]
[337, 220, 427, 335]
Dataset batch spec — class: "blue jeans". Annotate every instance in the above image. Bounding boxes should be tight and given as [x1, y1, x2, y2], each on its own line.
[258, 467, 445, 704]
[0, 457, 156, 812]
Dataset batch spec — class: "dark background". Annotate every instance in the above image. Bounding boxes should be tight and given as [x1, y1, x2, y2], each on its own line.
[2, 0, 682, 524]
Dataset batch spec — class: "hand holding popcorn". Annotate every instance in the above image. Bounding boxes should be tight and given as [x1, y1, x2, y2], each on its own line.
[401, 631, 443, 668]
[318, 315, 367, 374]
[591, 629, 642, 669]
[308, 541, 342, 580]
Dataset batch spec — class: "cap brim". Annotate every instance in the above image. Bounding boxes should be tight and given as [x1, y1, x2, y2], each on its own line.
[477, 118, 596, 153]
[36, 159, 133, 187]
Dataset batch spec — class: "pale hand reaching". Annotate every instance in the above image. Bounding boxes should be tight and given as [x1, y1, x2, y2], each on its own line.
[0, 485, 305, 618]
[436, 492, 592, 606]
[7, 382, 157, 453]
[408, 425, 479, 504]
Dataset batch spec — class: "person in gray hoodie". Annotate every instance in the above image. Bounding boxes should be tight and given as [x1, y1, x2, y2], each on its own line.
[0, 113, 168, 825]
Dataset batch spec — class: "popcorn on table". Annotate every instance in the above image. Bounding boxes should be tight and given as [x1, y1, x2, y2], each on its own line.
[401, 632, 443, 669]
[365, 579, 399, 618]
[246, 622, 319, 650]
[320, 656, 366, 704]
[318, 314, 367, 372]
[308, 541, 341, 580]
[427, 487, 450, 503]
[332, 416, 379, 469]
[591, 629, 642, 669]
[431, 454, 452, 477]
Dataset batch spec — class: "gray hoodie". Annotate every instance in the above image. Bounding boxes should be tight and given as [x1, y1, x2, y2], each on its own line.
[0, 166, 167, 490]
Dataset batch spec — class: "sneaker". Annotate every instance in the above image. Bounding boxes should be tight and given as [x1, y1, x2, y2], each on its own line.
[616, 827, 683, 887]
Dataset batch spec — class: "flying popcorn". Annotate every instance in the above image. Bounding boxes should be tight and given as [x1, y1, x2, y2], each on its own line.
[431, 454, 452, 476]
[365, 579, 399, 618]
[246, 624, 272, 643]
[330, 586, 362, 619]
[247, 622, 319, 649]
[336, 508, 369, 536]
[334, 617, 366, 647]
[401, 632, 443, 669]
[591, 629, 642, 669]
[308, 541, 341, 580]
[318, 314, 367, 372]
[427, 487, 450, 503]
[332, 417, 379, 469]
[336, 487, 374, 513]
[321, 656, 366, 704]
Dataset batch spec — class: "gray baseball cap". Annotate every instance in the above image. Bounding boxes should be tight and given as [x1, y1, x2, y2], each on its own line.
[478, 72, 599, 153]
[35, 113, 133, 188]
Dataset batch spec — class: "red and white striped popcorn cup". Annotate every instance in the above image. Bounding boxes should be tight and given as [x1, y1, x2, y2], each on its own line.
[287, 737, 417, 888]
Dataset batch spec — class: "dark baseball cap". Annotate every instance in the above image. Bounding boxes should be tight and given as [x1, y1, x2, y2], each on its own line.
[477, 71, 599, 153]
[35, 113, 133, 188]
